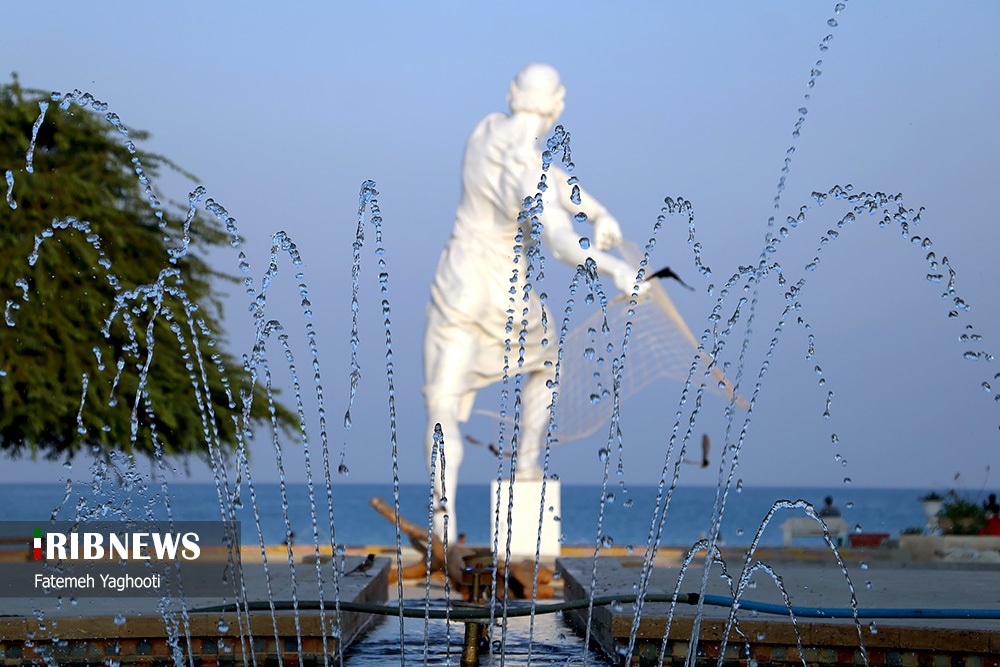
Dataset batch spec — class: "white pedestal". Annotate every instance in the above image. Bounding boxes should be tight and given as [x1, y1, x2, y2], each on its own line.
[489, 479, 561, 558]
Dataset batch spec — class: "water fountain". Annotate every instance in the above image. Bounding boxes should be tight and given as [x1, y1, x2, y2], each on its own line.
[2, 3, 999, 667]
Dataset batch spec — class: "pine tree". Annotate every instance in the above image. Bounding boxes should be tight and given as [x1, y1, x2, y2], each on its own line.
[0, 75, 292, 464]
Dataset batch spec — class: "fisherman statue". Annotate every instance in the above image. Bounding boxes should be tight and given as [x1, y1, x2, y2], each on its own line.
[423, 63, 644, 540]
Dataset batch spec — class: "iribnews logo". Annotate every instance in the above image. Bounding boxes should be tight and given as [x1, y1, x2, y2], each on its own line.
[31, 527, 201, 561]
[3, 521, 235, 598]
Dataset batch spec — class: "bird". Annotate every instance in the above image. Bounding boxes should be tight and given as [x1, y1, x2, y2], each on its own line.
[344, 553, 376, 576]
[649, 265, 694, 291]
[465, 434, 507, 459]
[682, 434, 711, 468]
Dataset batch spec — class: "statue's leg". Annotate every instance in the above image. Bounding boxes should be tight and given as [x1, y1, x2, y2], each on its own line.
[424, 313, 480, 541]
[514, 367, 555, 480]
[425, 391, 466, 540]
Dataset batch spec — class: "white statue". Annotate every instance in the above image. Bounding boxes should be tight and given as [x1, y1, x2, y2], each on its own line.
[423, 63, 643, 538]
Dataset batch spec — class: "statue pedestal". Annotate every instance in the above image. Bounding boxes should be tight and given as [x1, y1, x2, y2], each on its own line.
[489, 479, 561, 558]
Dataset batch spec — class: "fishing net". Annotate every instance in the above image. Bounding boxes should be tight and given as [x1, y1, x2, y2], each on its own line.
[476, 241, 746, 443]
[548, 242, 739, 442]
[476, 241, 741, 444]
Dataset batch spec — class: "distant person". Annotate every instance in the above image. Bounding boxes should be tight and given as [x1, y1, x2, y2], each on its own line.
[984, 494, 1000, 517]
[423, 63, 646, 539]
[982, 495, 1000, 536]
[818, 496, 841, 518]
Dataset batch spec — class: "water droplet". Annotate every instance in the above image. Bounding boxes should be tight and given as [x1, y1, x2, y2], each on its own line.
[860, 562, 868, 571]
[217, 619, 230, 633]
[844, 477, 852, 486]
[113, 613, 126, 626]
[869, 621, 878, 635]
[598, 448, 610, 463]
[579, 237, 591, 250]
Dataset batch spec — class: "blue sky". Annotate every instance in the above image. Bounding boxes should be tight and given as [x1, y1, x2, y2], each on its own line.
[3, 1, 999, 494]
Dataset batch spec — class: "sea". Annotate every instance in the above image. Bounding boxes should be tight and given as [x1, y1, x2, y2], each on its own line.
[0, 482, 937, 550]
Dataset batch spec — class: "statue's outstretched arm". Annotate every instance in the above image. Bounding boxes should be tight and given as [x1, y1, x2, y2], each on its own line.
[550, 165, 622, 251]
[533, 175, 640, 297]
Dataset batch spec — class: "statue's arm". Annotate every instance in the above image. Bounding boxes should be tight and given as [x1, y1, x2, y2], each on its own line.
[550, 166, 622, 251]
[533, 175, 639, 296]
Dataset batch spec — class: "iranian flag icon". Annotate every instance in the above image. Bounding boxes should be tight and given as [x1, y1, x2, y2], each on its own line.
[33, 528, 42, 560]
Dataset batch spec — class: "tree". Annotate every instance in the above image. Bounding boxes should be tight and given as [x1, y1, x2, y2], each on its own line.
[0, 75, 293, 464]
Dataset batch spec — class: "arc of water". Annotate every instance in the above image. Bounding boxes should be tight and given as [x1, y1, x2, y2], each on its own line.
[684, 9, 851, 666]
[189, 325, 262, 667]
[240, 326, 292, 667]
[423, 427, 442, 664]
[4, 170, 15, 210]
[439, 448, 457, 660]
[488, 214, 529, 667]
[11, 91, 374, 667]
[722, 500, 868, 667]
[492, 136, 608, 664]
[578, 259, 615, 667]
[622, 212, 721, 663]
[119, 304, 217, 663]
[24, 99, 48, 174]
[275, 331, 337, 667]
[30, 216, 215, 666]
[264, 353, 307, 659]
[525, 264, 588, 662]
[346, 181, 409, 662]
[622, 363, 704, 664]
[150, 302, 247, 667]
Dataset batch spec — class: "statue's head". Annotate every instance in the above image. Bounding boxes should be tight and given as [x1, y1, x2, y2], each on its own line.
[508, 63, 566, 126]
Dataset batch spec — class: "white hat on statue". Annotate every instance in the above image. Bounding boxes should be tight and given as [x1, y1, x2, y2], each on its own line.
[507, 63, 566, 118]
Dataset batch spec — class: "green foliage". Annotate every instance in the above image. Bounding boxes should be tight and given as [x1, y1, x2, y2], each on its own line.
[0, 74, 292, 463]
[939, 491, 987, 535]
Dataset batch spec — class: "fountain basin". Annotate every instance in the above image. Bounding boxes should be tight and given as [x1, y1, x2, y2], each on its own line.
[557, 556, 1000, 665]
